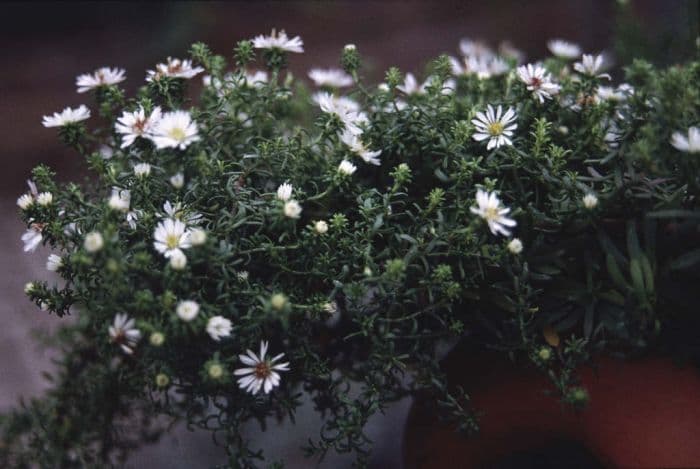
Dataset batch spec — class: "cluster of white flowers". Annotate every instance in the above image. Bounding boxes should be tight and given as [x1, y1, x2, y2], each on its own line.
[116, 107, 199, 150]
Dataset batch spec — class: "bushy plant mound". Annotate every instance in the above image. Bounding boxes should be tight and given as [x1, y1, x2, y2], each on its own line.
[4, 32, 700, 467]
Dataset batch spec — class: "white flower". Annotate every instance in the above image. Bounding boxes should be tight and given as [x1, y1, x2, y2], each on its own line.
[46, 254, 63, 272]
[161, 200, 202, 225]
[547, 39, 581, 59]
[115, 106, 162, 148]
[236, 271, 249, 282]
[470, 189, 517, 237]
[244, 70, 269, 87]
[314, 92, 366, 134]
[153, 218, 191, 258]
[169, 250, 187, 270]
[126, 210, 141, 230]
[459, 38, 494, 59]
[170, 173, 185, 189]
[340, 130, 381, 165]
[84, 231, 104, 253]
[176, 300, 200, 322]
[24, 282, 35, 294]
[472, 104, 518, 150]
[573, 54, 611, 79]
[76, 67, 126, 93]
[36, 192, 53, 206]
[516, 64, 561, 103]
[133, 163, 152, 177]
[17, 194, 33, 210]
[21, 225, 43, 252]
[189, 228, 207, 246]
[670, 126, 700, 153]
[206, 316, 232, 342]
[323, 301, 341, 327]
[507, 238, 523, 254]
[596, 83, 634, 102]
[42, 105, 90, 127]
[252, 29, 304, 53]
[109, 313, 141, 355]
[277, 182, 293, 201]
[338, 160, 357, 176]
[149, 111, 200, 150]
[450, 56, 508, 79]
[308, 68, 353, 88]
[283, 200, 302, 219]
[397, 73, 426, 95]
[234, 340, 290, 394]
[108, 188, 130, 212]
[583, 193, 599, 209]
[314, 220, 329, 234]
[146, 57, 204, 82]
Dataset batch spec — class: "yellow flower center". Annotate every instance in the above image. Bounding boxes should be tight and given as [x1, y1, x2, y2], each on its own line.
[168, 127, 186, 141]
[487, 122, 504, 136]
[165, 233, 180, 249]
[484, 206, 500, 221]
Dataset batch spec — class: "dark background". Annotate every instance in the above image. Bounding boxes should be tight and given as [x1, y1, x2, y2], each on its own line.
[0, 2, 696, 467]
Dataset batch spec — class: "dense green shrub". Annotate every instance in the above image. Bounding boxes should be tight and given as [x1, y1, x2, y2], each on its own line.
[4, 30, 700, 467]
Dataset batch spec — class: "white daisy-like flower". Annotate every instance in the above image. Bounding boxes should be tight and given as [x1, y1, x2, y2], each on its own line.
[84, 231, 104, 253]
[507, 238, 523, 254]
[239, 72, 264, 88]
[206, 316, 232, 342]
[314, 92, 366, 134]
[472, 104, 518, 150]
[283, 200, 302, 219]
[153, 218, 192, 258]
[108, 188, 130, 212]
[149, 111, 200, 150]
[670, 126, 700, 153]
[470, 189, 517, 237]
[46, 254, 63, 272]
[115, 106, 162, 148]
[146, 57, 204, 82]
[76, 67, 126, 93]
[109, 313, 141, 355]
[547, 39, 581, 59]
[17, 194, 33, 210]
[573, 54, 611, 79]
[170, 173, 185, 189]
[36, 192, 53, 206]
[340, 130, 381, 166]
[252, 29, 304, 53]
[516, 64, 561, 103]
[234, 340, 290, 395]
[277, 182, 293, 201]
[308, 68, 353, 88]
[42, 105, 90, 127]
[176, 300, 200, 322]
[450, 56, 508, 80]
[459, 38, 494, 59]
[338, 160, 357, 176]
[397, 73, 426, 95]
[133, 163, 152, 178]
[583, 193, 599, 209]
[22, 224, 43, 252]
[161, 201, 203, 226]
[169, 249, 187, 270]
[236, 270, 249, 282]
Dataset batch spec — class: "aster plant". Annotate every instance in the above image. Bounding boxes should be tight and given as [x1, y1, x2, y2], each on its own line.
[3, 31, 700, 468]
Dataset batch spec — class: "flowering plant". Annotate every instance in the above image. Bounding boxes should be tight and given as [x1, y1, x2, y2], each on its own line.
[4, 30, 700, 467]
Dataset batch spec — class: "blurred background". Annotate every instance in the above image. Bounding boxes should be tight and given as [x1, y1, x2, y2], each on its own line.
[0, 1, 697, 467]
